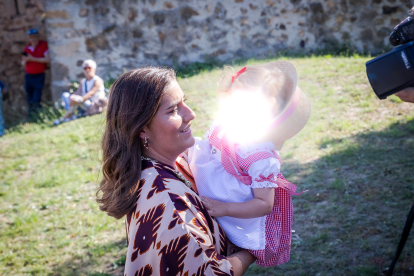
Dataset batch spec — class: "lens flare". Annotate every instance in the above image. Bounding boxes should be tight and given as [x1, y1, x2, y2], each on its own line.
[217, 90, 272, 144]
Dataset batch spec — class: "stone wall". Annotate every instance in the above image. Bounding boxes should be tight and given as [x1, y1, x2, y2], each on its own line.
[43, 0, 412, 99]
[0, 0, 51, 125]
[0, 0, 413, 125]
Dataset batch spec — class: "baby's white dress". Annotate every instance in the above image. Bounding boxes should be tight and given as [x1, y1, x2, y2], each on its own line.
[188, 122, 296, 267]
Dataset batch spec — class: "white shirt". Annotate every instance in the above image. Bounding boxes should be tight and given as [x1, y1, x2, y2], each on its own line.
[188, 126, 280, 250]
[81, 75, 105, 102]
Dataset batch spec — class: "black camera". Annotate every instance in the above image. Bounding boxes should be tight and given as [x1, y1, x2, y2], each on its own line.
[366, 16, 414, 99]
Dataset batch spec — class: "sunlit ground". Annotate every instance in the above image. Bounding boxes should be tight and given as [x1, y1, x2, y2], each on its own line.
[1, 55, 413, 275]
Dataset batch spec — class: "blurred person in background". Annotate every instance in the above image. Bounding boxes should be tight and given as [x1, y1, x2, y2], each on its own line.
[0, 80, 4, 137]
[21, 29, 49, 117]
[54, 59, 107, 125]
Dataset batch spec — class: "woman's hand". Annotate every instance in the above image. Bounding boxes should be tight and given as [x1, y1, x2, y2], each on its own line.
[69, 95, 83, 106]
[200, 196, 228, 217]
[227, 249, 257, 276]
[395, 88, 414, 103]
[227, 240, 242, 256]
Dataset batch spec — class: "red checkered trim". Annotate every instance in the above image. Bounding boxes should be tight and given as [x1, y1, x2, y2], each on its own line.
[208, 125, 279, 176]
[249, 181, 292, 267]
[208, 125, 293, 266]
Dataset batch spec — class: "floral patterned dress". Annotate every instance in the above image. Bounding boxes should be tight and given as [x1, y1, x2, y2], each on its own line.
[124, 158, 234, 276]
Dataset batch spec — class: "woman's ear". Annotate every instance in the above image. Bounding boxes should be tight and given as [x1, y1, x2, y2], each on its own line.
[140, 126, 149, 140]
[139, 130, 146, 140]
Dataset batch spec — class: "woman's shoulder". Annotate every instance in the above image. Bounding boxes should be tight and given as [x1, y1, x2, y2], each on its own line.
[138, 159, 199, 204]
[92, 75, 104, 83]
[126, 159, 195, 229]
[125, 159, 232, 275]
[140, 159, 184, 192]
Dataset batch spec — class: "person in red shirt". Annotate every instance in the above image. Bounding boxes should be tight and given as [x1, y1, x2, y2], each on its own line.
[21, 29, 49, 116]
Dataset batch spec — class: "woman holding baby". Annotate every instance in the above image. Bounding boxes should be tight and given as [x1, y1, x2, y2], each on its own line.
[97, 63, 311, 275]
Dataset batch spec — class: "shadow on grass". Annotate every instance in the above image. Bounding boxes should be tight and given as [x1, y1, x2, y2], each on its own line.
[51, 239, 126, 276]
[247, 119, 414, 276]
[4, 103, 65, 133]
[49, 120, 414, 276]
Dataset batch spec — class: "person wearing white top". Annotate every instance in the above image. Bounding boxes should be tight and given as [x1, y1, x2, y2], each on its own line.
[54, 59, 108, 125]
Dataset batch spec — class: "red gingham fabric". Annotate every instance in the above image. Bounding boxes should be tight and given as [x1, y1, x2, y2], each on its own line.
[208, 125, 293, 267]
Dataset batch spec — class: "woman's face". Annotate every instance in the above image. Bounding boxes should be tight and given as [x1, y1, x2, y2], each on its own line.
[83, 64, 96, 79]
[142, 80, 196, 161]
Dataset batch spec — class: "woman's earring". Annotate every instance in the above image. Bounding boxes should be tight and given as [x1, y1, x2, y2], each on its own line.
[144, 137, 149, 149]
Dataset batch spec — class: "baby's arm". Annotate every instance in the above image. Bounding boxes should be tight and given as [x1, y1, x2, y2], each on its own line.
[201, 188, 275, 218]
[202, 155, 280, 218]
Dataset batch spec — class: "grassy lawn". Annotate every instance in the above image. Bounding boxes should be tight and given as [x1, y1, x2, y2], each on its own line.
[1, 55, 414, 275]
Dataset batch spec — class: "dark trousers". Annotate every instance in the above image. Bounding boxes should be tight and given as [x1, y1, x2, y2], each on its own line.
[25, 73, 45, 115]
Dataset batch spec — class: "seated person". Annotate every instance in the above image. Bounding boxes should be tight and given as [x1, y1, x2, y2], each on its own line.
[54, 59, 107, 125]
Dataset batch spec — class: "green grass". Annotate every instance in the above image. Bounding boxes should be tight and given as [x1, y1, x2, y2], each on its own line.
[1, 55, 414, 275]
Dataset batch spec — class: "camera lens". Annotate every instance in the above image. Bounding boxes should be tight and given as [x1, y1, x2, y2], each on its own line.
[389, 33, 400, 46]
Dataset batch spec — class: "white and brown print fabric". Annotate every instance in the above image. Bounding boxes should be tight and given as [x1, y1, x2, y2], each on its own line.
[124, 159, 234, 276]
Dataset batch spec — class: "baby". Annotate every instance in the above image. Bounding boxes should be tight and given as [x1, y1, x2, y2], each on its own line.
[187, 61, 311, 267]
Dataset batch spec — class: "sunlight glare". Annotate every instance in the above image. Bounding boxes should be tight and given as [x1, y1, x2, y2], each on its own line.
[217, 89, 272, 144]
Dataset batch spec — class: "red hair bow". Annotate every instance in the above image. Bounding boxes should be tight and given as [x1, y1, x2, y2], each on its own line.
[231, 67, 247, 83]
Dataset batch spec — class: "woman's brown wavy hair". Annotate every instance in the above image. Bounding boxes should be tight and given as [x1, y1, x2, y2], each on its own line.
[97, 67, 176, 219]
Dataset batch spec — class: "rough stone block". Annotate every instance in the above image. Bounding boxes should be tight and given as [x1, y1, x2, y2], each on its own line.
[133, 28, 143, 38]
[164, 2, 174, 9]
[349, 0, 366, 5]
[180, 7, 199, 21]
[326, 0, 338, 13]
[52, 41, 80, 57]
[310, 2, 327, 24]
[383, 6, 399, 15]
[266, 0, 276, 6]
[48, 22, 74, 28]
[360, 29, 373, 42]
[85, 35, 110, 52]
[390, 18, 401, 25]
[214, 3, 226, 19]
[128, 8, 138, 21]
[336, 14, 345, 26]
[79, 8, 89, 17]
[153, 13, 166, 25]
[144, 53, 158, 60]
[377, 27, 391, 37]
[46, 10, 70, 19]
[103, 24, 117, 33]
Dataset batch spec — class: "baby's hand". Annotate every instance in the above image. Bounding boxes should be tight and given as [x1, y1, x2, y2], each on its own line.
[200, 196, 228, 217]
[227, 240, 242, 256]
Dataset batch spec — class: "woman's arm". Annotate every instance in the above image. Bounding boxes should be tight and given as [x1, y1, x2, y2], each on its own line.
[25, 52, 50, 64]
[69, 85, 83, 106]
[201, 187, 275, 218]
[395, 87, 414, 103]
[227, 249, 257, 276]
[125, 173, 234, 275]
